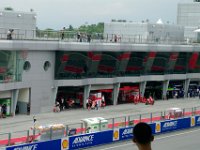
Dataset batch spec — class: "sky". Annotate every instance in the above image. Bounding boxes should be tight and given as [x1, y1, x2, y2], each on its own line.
[0, 0, 192, 29]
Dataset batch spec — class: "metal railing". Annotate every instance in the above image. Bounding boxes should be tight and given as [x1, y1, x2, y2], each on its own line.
[0, 105, 200, 147]
[0, 28, 189, 45]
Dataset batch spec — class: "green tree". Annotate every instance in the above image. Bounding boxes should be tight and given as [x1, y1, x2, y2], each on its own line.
[78, 22, 104, 34]
[68, 25, 74, 31]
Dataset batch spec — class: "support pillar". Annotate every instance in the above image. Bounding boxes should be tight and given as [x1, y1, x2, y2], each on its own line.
[52, 87, 58, 105]
[113, 83, 120, 105]
[84, 85, 91, 109]
[162, 80, 169, 100]
[139, 81, 146, 97]
[11, 89, 19, 116]
[184, 79, 190, 98]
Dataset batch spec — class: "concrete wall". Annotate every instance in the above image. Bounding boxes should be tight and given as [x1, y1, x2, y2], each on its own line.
[0, 40, 200, 52]
[0, 10, 36, 39]
[104, 22, 184, 42]
[0, 90, 11, 98]
[21, 51, 55, 114]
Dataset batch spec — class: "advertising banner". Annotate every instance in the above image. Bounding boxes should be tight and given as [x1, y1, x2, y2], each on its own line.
[149, 123, 156, 134]
[160, 117, 191, 133]
[195, 116, 200, 126]
[118, 123, 155, 141]
[69, 130, 113, 150]
[113, 128, 119, 141]
[155, 122, 161, 133]
[61, 137, 69, 150]
[191, 116, 195, 127]
[6, 139, 61, 150]
[119, 127, 133, 140]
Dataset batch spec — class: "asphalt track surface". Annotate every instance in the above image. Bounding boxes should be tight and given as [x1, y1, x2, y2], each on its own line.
[1, 98, 200, 134]
[0, 98, 200, 146]
[85, 127, 200, 150]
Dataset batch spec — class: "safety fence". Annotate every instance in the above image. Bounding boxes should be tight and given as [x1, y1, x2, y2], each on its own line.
[3, 114, 200, 150]
[0, 105, 200, 149]
[0, 28, 187, 45]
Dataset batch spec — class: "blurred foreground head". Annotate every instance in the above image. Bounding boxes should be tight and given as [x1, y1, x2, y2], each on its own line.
[133, 122, 154, 150]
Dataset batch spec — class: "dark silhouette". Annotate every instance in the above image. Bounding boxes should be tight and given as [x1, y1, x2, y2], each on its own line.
[133, 122, 154, 150]
[7, 29, 14, 40]
[87, 34, 91, 42]
[61, 27, 65, 40]
[77, 32, 81, 42]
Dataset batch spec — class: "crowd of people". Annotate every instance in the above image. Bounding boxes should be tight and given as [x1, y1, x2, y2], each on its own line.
[110, 34, 121, 43]
[53, 98, 76, 112]
[60, 27, 92, 43]
[86, 96, 106, 111]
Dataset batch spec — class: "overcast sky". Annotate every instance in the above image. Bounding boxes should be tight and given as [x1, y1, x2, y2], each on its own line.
[0, 0, 192, 29]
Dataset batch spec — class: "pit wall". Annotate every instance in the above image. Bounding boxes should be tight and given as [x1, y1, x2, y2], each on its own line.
[4, 115, 200, 150]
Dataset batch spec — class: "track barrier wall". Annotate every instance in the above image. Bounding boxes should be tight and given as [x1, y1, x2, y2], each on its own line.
[4, 115, 200, 150]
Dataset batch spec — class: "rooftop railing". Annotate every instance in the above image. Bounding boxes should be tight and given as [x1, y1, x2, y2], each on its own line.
[0, 28, 189, 45]
[0, 105, 200, 147]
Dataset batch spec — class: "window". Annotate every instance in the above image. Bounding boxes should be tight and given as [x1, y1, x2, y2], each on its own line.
[44, 61, 51, 71]
[23, 61, 31, 71]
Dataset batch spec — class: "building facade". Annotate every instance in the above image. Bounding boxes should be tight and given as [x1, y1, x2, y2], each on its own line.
[177, 0, 200, 41]
[0, 40, 200, 115]
[104, 22, 184, 43]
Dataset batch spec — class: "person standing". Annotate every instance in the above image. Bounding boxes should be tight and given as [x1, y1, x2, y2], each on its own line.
[114, 34, 117, 42]
[60, 98, 64, 111]
[61, 27, 65, 40]
[7, 29, 14, 40]
[95, 101, 98, 110]
[199, 90, 200, 99]
[2, 104, 7, 118]
[77, 32, 81, 42]
[132, 122, 154, 150]
[87, 34, 91, 42]
[0, 104, 2, 118]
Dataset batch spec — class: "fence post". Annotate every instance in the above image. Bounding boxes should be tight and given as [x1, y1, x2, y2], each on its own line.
[192, 107, 195, 116]
[150, 113, 153, 123]
[161, 111, 163, 121]
[8, 132, 11, 146]
[112, 118, 114, 129]
[33, 128, 36, 140]
[50, 127, 53, 140]
[81, 123, 83, 134]
[183, 108, 185, 117]
[163, 111, 166, 120]
[128, 116, 130, 126]
[26, 130, 30, 143]
[65, 125, 69, 136]
[174, 110, 176, 119]
[194, 107, 196, 116]
[139, 114, 142, 122]
[99, 120, 102, 131]
[124, 116, 127, 127]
